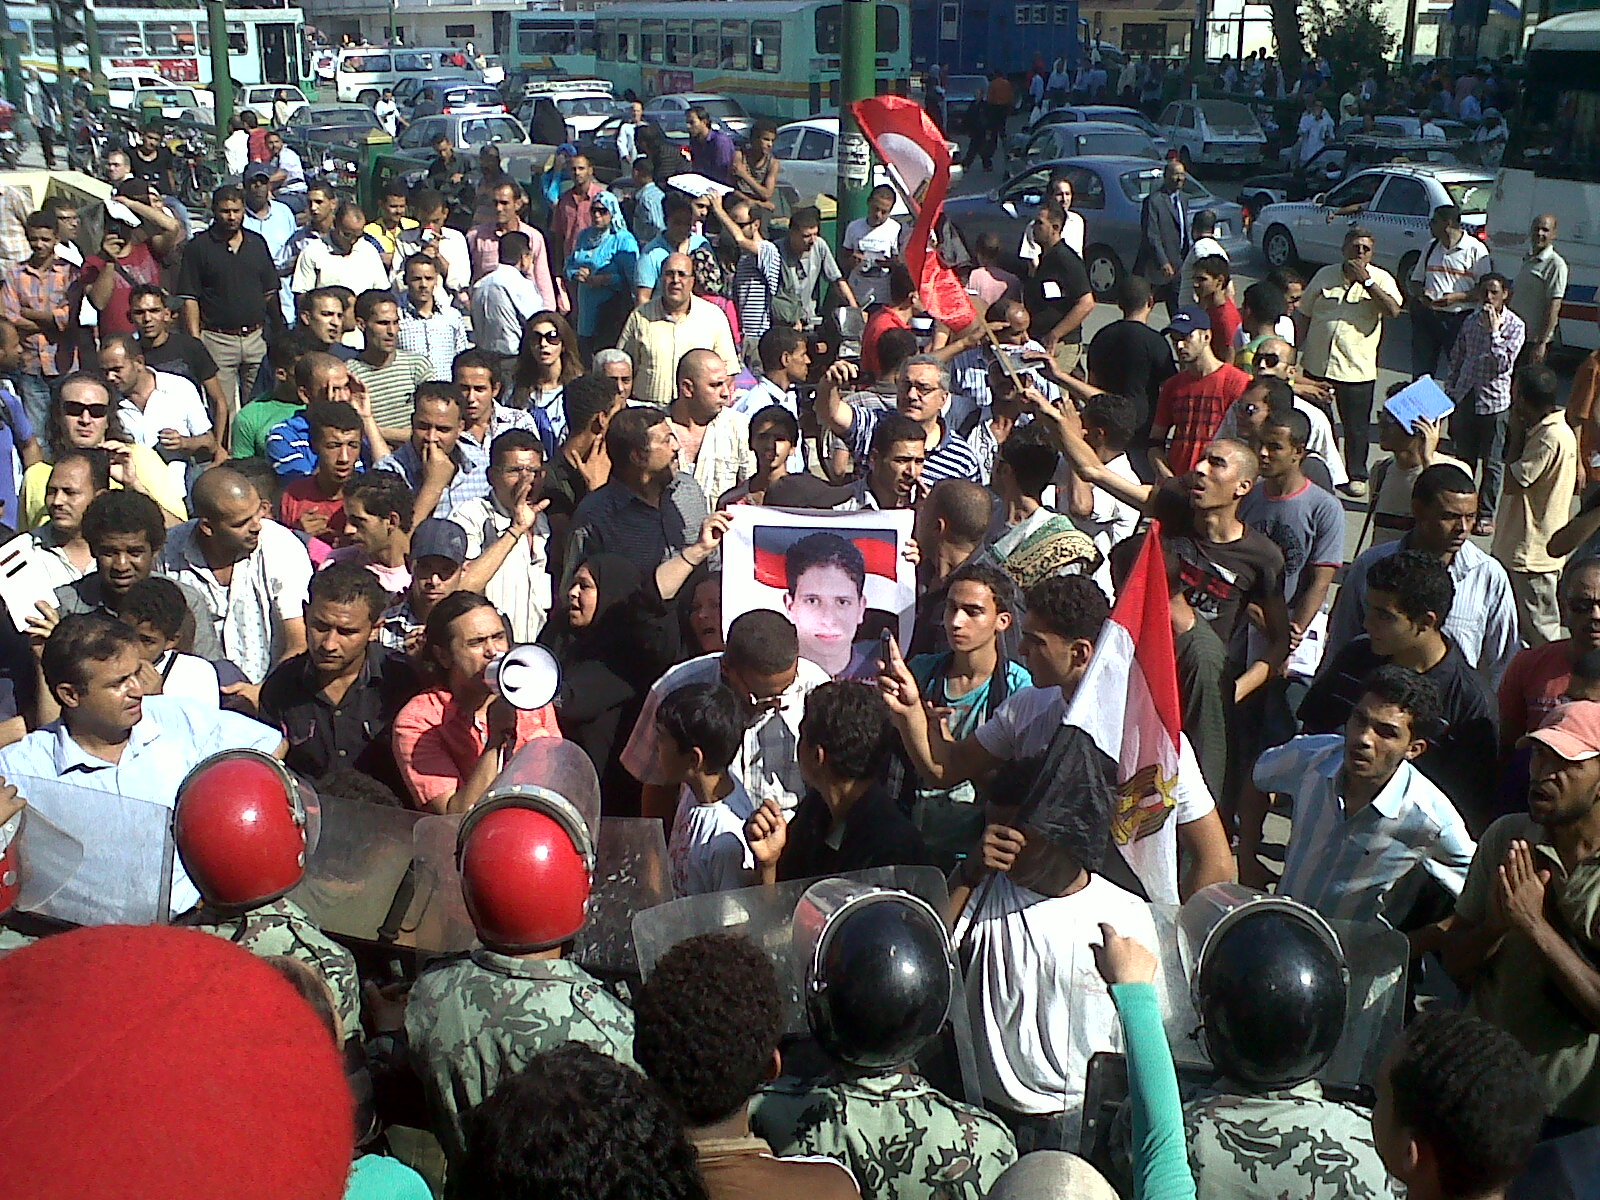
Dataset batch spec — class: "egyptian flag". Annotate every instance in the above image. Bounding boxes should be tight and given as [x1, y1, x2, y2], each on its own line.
[752, 527, 899, 590]
[847, 94, 975, 332]
[1061, 523, 1185, 894]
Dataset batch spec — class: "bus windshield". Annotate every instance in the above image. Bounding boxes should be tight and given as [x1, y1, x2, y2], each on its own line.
[1507, 49, 1600, 182]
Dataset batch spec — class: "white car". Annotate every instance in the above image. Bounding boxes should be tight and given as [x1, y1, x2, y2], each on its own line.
[1157, 99, 1266, 169]
[239, 84, 309, 123]
[106, 68, 211, 112]
[772, 116, 961, 209]
[1254, 164, 1495, 281]
[519, 80, 619, 141]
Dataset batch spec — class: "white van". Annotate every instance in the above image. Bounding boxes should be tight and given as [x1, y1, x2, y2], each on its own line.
[335, 47, 481, 105]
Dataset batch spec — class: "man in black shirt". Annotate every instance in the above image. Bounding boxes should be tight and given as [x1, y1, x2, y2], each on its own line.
[130, 124, 176, 196]
[746, 681, 930, 881]
[540, 371, 624, 576]
[128, 282, 231, 459]
[176, 185, 281, 420]
[1023, 201, 1095, 377]
[1298, 549, 1498, 831]
[1086, 275, 1175, 458]
[257, 561, 421, 804]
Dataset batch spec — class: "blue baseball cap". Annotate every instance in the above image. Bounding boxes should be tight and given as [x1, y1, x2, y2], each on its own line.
[1164, 307, 1212, 337]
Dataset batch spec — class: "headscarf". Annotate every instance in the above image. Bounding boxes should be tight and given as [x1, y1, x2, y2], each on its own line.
[546, 553, 646, 666]
[587, 188, 629, 239]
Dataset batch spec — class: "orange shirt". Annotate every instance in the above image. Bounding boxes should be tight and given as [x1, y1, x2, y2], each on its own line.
[392, 685, 560, 811]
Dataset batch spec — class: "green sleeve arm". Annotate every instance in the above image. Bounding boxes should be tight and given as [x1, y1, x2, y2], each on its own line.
[1111, 981, 1197, 1200]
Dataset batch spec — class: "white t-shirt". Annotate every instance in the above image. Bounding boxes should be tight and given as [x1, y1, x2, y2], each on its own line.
[1065, 452, 1142, 600]
[667, 774, 756, 896]
[153, 650, 221, 708]
[974, 685, 1216, 903]
[115, 369, 213, 495]
[959, 872, 1157, 1141]
[843, 215, 907, 308]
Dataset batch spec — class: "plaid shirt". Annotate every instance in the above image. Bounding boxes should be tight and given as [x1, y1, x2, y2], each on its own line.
[0, 257, 78, 375]
[396, 295, 472, 382]
[1442, 305, 1525, 415]
[0, 186, 31, 264]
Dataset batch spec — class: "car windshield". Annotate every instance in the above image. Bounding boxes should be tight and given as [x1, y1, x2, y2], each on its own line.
[1082, 131, 1159, 158]
[696, 98, 746, 122]
[460, 117, 525, 146]
[141, 89, 197, 105]
[1445, 178, 1493, 213]
[1196, 100, 1260, 136]
[557, 96, 618, 117]
[1120, 168, 1214, 203]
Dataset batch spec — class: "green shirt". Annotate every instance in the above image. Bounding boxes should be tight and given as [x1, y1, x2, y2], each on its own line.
[232, 397, 302, 459]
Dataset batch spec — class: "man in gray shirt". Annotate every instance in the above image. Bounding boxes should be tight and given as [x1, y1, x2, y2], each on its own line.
[1510, 214, 1568, 364]
[777, 205, 857, 330]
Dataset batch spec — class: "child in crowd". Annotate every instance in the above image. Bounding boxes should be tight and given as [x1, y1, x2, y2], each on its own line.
[120, 576, 224, 707]
[657, 681, 755, 897]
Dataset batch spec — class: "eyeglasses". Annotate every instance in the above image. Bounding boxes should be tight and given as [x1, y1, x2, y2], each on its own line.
[63, 402, 109, 418]
[531, 328, 562, 345]
[1256, 352, 1282, 368]
[1349, 244, 1374, 256]
[904, 380, 943, 396]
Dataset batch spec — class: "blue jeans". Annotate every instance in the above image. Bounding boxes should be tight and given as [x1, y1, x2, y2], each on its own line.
[1452, 401, 1508, 521]
[15, 372, 52, 446]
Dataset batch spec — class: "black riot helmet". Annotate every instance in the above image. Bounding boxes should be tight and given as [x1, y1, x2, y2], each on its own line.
[1192, 892, 1349, 1090]
[796, 881, 954, 1071]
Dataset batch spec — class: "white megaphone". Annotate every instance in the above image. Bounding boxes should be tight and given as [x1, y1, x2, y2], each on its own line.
[485, 644, 562, 711]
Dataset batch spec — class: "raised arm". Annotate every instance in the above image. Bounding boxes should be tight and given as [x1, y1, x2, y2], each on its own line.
[1024, 387, 1154, 511]
[814, 358, 861, 440]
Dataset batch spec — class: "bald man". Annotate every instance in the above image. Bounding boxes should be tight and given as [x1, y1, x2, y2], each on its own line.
[667, 347, 754, 503]
[158, 465, 314, 703]
[617, 252, 740, 407]
[1510, 214, 1566, 364]
[909, 478, 1003, 656]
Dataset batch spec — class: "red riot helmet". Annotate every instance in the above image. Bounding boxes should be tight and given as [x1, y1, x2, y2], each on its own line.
[455, 794, 594, 953]
[173, 750, 311, 910]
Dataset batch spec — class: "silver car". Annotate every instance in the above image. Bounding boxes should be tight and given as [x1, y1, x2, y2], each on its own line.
[1018, 121, 1163, 168]
[942, 156, 1249, 298]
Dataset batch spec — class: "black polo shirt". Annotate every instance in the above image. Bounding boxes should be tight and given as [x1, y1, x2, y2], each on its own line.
[176, 225, 280, 332]
[1025, 241, 1094, 345]
[257, 645, 422, 803]
[137, 329, 220, 391]
[776, 785, 933, 881]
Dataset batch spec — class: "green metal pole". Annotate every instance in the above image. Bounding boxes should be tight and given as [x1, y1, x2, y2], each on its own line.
[47, 0, 64, 89]
[388, 0, 397, 47]
[83, 0, 105, 108]
[0, 0, 24, 106]
[204, 0, 230, 151]
[835, 0, 876, 244]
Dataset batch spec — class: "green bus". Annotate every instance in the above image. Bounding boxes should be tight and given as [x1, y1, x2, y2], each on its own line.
[592, 0, 911, 121]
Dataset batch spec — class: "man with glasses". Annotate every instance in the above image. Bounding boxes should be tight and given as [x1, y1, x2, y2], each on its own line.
[1499, 559, 1600, 750]
[1299, 226, 1402, 498]
[616, 252, 739, 408]
[817, 353, 983, 488]
[708, 190, 781, 361]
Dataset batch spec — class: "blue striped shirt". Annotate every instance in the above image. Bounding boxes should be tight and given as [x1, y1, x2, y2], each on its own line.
[847, 402, 983, 487]
[1255, 733, 1476, 927]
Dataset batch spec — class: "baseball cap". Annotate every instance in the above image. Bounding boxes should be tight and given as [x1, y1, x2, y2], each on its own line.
[410, 518, 468, 567]
[1522, 700, 1600, 762]
[244, 164, 272, 182]
[1164, 307, 1211, 337]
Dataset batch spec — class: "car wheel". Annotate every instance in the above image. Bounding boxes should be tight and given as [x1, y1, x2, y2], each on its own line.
[1262, 224, 1297, 269]
[358, 89, 378, 106]
[1084, 244, 1123, 299]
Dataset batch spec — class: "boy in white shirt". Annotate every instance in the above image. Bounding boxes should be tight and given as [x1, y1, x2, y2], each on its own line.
[1180, 209, 1230, 306]
[657, 681, 757, 897]
[120, 576, 222, 707]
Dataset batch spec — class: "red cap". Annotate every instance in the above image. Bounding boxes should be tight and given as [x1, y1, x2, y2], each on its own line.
[0, 925, 353, 1200]
[1523, 700, 1600, 762]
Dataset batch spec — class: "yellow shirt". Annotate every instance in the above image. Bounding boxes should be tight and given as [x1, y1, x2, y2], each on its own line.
[1492, 407, 1579, 573]
[1299, 262, 1403, 384]
[364, 217, 420, 257]
[616, 295, 739, 408]
[21, 443, 188, 530]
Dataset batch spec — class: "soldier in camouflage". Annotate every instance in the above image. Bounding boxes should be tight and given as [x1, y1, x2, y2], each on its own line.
[753, 1068, 1017, 1200]
[181, 895, 362, 1042]
[404, 948, 635, 1166]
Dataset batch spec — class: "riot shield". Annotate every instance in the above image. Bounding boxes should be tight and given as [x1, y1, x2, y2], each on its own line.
[14, 773, 175, 925]
[288, 792, 424, 944]
[406, 813, 670, 962]
[7, 806, 85, 914]
[630, 867, 982, 1104]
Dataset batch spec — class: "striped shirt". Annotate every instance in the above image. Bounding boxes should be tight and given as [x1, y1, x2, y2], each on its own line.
[1255, 733, 1475, 927]
[375, 442, 492, 520]
[0, 257, 77, 375]
[348, 351, 434, 430]
[847, 402, 983, 487]
[448, 499, 553, 643]
[731, 240, 781, 343]
[1441, 306, 1525, 416]
[396, 297, 472, 382]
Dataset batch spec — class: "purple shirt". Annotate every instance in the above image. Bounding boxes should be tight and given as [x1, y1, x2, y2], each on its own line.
[689, 127, 736, 185]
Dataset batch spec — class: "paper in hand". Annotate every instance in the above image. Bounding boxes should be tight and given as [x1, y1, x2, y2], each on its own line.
[1382, 375, 1454, 434]
[668, 172, 734, 199]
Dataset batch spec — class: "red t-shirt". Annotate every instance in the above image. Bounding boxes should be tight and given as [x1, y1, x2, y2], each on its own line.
[278, 474, 352, 549]
[248, 128, 270, 162]
[1207, 299, 1243, 360]
[82, 242, 161, 338]
[862, 305, 910, 379]
[1498, 639, 1576, 746]
[1153, 363, 1252, 476]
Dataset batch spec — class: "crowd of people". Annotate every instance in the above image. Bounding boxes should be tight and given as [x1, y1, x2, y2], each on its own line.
[0, 57, 1593, 1200]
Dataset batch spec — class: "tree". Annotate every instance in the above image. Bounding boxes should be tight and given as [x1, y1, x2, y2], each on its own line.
[1267, 0, 1306, 82]
[1305, 0, 1397, 94]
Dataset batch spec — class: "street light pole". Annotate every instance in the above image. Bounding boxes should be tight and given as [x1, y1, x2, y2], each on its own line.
[204, 0, 232, 150]
[83, 0, 106, 107]
[836, 0, 877, 238]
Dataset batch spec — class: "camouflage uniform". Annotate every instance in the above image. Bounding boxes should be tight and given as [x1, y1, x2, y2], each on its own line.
[404, 950, 636, 1166]
[182, 896, 361, 1040]
[751, 1070, 1017, 1200]
[1182, 1081, 1401, 1200]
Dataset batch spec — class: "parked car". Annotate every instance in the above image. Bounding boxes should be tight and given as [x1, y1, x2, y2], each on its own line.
[1239, 137, 1461, 221]
[1336, 115, 1471, 145]
[1007, 105, 1167, 157]
[393, 74, 475, 117]
[281, 103, 385, 155]
[105, 68, 206, 113]
[1019, 120, 1162, 167]
[643, 92, 752, 140]
[515, 84, 622, 143]
[408, 80, 507, 120]
[128, 87, 209, 123]
[239, 84, 308, 124]
[579, 113, 687, 178]
[1254, 163, 1494, 281]
[942, 155, 1248, 298]
[771, 116, 958, 208]
[1157, 99, 1267, 169]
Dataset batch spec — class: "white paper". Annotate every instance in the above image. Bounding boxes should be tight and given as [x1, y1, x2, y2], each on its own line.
[668, 172, 734, 199]
[1041, 280, 1063, 300]
[0, 534, 62, 635]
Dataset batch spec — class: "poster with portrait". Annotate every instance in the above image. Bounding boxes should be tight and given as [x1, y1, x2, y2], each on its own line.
[723, 506, 916, 681]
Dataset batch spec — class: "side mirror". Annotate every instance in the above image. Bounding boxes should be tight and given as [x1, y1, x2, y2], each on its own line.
[1312, 192, 1327, 206]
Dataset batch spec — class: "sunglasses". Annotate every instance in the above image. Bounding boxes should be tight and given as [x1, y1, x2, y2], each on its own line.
[531, 328, 562, 344]
[1256, 352, 1282, 368]
[63, 402, 109, 418]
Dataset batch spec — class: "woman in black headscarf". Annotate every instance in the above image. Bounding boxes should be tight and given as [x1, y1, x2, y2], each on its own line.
[540, 553, 680, 816]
